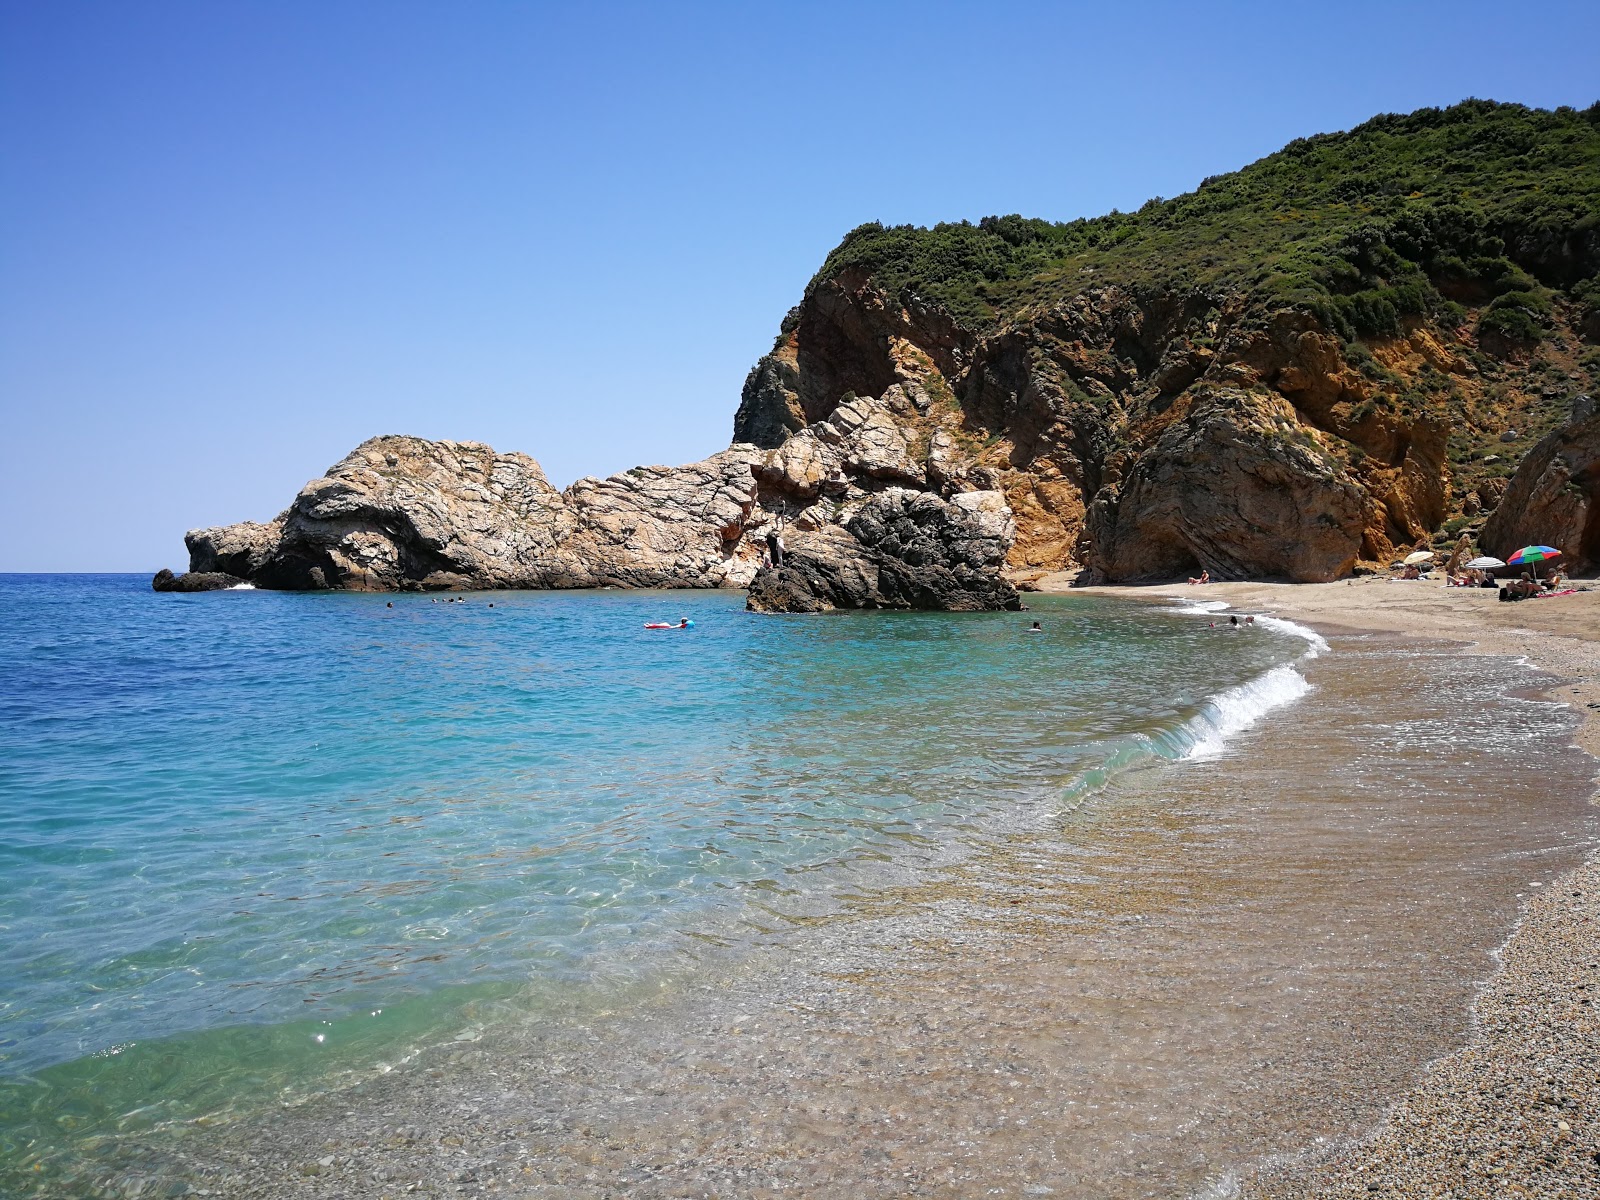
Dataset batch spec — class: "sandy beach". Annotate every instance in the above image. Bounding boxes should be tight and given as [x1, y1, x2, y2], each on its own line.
[1062, 576, 1600, 1199]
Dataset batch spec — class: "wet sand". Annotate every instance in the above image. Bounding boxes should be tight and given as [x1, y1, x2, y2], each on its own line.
[1067, 577, 1600, 1199]
[89, 586, 1600, 1200]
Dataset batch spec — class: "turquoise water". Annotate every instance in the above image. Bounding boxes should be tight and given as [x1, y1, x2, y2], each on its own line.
[0, 575, 1309, 1179]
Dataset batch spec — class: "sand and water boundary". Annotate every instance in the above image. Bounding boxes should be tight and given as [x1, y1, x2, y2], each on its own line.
[27, 579, 1597, 1199]
[1058, 575, 1600, 1199]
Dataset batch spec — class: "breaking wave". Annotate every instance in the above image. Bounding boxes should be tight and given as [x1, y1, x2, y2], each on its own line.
[1060, 598, 1325, 807]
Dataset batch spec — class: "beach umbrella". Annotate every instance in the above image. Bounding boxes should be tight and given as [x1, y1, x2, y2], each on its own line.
[1506, 545, 1561, 580]
[1403, 551, 1434, 566]
[1465, 556, 1505, 570]
[1506, 545, 1560, 565]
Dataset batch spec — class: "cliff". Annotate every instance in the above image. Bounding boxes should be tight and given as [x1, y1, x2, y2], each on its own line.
[738, 100, 1599, 584]
[173, 100, 1600, 602]
[1482, 396, 1600, 571]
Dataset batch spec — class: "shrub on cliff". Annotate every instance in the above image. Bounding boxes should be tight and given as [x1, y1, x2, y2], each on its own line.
[813, 100, 1600, 334]
[1478, 288, 1554, 341]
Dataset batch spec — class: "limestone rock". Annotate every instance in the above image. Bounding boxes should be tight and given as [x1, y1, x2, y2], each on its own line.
[187, 436, 771, 592]
[822, 394, 921, 482]
[186, 520, 283, 578]
[552, 446, 766, 588]
[221, 436, 575, 591]
[753, 429, 846, 500]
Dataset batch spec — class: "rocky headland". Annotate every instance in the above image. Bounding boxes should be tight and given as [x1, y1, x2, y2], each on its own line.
[166, 100, 1600, 606]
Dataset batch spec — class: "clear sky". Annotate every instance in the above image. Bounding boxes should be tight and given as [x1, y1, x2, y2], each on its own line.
[2, 1, 1597, 571]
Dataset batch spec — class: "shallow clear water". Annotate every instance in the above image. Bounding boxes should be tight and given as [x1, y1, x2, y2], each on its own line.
[149, 630, 1597, 1200]
[0, 575, 1308, 1181]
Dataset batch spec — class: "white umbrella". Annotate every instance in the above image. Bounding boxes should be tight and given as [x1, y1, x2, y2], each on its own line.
[1465, 556, 1506, 570]
[1403, 551, 1434, 566]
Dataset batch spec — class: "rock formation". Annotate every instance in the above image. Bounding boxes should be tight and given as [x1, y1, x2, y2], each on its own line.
[173, 103, 1599, 596]
[151, 568, 247, 592]
[178, 421, 1025, 608]
[184, 437, 771, 593]
[1482, 403, 1600, 572]
[746, 489, 1020, 612]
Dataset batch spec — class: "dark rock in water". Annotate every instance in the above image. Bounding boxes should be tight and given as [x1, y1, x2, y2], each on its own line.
[745, 526, 880, 613]
[746, 488, 1021, 612]
[151, 568, 247, 592]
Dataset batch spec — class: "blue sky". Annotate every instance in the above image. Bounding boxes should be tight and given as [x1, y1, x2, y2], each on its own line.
[3, 1, 1597, 571]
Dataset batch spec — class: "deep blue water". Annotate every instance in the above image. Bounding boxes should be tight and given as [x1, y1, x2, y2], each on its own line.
[0, 574, 1309, 1175]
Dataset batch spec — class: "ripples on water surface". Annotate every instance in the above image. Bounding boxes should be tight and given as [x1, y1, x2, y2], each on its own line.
[0, 575, 1308, 1179]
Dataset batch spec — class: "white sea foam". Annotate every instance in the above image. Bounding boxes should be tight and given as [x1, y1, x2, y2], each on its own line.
[1064, 594, 1330, 790]
[227, 583, 257, 590]
[1255, 614, 1329, 660]
[1182, 664, 1313, 760]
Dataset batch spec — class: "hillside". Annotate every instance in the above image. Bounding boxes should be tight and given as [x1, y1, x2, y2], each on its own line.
[183, 100, 1600, 600]
[735, 99, 1600, 584]
[811, 100, 1600, 340]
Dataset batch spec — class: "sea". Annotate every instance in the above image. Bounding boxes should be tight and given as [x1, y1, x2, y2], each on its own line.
[0, 574, 1594, 1198]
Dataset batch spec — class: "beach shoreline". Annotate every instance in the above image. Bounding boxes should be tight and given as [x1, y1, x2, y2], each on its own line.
[13, 579, 1598, 1199]
[1054, 576, 1600, 1198]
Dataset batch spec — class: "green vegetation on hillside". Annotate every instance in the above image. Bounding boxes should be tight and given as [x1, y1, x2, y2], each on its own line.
[813, 100, 1600, 340]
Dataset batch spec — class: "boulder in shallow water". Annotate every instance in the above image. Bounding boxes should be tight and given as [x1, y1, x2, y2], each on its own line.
[151, 568, 247, 592]
[746, 488, 1021, 612]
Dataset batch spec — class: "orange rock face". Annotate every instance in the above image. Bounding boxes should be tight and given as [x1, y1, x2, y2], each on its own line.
[733, 272, 1593, 582]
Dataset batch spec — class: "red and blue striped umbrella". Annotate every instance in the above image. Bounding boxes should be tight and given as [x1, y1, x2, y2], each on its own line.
[1506, 545, 1561, 566]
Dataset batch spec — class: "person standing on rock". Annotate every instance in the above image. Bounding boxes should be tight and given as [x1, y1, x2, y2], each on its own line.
[765, 528, 785, 568]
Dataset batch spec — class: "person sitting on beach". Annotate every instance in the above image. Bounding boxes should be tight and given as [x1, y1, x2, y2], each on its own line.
[1401, 565, 1420, 580]
[1187, 570, 1211, 585]
[1505, 572, 1541, 600]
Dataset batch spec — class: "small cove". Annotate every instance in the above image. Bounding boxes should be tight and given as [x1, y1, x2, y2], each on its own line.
[0, 578, 1593, 1196]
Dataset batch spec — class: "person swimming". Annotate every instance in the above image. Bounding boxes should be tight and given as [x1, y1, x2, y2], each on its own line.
[1026, 620, 1043, 633]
